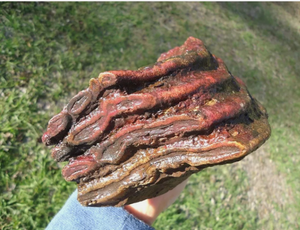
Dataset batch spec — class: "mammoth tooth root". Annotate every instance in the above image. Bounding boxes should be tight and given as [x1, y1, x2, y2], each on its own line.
[42, 37, 271, 207]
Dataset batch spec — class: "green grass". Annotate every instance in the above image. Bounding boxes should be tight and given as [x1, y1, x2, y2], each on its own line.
[1, 2, 299, 229]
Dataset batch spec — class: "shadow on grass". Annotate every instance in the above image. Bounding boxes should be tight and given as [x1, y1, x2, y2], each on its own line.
[218, 2, 300, 72]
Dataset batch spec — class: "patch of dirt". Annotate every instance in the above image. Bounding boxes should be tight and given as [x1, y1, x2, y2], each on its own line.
[237, 145, 296, 229]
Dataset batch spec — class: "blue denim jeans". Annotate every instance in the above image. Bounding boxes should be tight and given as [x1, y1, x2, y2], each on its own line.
[46, 190, 155, 230]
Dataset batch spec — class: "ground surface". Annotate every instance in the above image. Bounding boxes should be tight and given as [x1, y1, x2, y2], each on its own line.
[0, 2, 299, 229]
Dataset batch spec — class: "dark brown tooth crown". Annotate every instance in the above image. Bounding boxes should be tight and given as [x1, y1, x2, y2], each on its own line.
[42, 37, 271, 207]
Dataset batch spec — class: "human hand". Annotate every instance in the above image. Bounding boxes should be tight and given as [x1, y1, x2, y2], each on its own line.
[124, 178, 188, 225]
